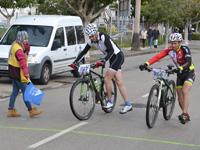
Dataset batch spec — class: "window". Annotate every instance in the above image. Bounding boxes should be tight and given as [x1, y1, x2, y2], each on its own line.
[65, 26, 76, 45]
[75, 26, 85, 44]
[1, 25, 53, 47]
[54, 27, 64, 46]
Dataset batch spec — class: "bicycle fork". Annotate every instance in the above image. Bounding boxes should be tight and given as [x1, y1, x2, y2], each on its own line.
[156, 81, 164, 110]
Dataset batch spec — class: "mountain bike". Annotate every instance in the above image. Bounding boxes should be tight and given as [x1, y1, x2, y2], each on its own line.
[141, 65, 177, 128]
[69, 63, 117, 120]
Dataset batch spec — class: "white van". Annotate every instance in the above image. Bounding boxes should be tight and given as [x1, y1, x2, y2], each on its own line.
[0, 15, 86, 84]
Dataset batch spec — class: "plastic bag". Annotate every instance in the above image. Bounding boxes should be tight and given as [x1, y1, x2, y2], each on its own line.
[24, 82, 44, 105]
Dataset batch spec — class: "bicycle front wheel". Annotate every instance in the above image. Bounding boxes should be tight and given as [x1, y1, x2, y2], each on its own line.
[101, 79, 117, 113]
[163, 80, 176, 120]
[146, 84, 160, 128]
[69, 78, 95, 120]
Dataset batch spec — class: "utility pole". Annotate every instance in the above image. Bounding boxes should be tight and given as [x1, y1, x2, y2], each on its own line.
[131, 0, 141, 51]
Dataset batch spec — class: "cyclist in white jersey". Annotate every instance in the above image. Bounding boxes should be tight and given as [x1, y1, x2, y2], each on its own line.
[70, 23, 132, 114]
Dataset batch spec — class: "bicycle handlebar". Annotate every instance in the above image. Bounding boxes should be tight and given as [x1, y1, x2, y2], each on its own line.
[142, 65, 177, 75]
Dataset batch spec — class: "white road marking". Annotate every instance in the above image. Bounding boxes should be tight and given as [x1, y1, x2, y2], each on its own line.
[28, 122, 88, 149]
[142, 93, 149, 98]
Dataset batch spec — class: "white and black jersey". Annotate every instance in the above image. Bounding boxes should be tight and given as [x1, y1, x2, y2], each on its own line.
[74, 32, 124, 71]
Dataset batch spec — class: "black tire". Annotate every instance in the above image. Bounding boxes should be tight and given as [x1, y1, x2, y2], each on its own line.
[146, 84, 160, 128]
[69, 78, 95, 120]
[101, 79, 117, 113]
[163, 80, 176, 120]
[39, 63, 51, 85]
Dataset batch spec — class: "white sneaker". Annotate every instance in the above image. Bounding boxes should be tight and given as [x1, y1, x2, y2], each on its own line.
[103, 101, 113, 109]
[120, 105, 133, 114]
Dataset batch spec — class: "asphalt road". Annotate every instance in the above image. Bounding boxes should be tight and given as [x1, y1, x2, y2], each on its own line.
[0, 50, 200, 150]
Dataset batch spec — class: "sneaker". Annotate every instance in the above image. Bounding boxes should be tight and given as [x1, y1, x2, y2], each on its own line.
[103, 100, 113, 109]
[120, 104, 133, 114]
[178, 113, 190, 124]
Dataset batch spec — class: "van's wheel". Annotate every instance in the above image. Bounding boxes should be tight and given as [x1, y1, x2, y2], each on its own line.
[39, 63, 51, 85]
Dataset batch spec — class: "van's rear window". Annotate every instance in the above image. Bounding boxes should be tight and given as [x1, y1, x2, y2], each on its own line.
[0, 25, 53, 47]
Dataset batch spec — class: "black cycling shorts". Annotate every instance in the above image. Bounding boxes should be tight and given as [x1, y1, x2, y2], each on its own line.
[109, 51, 124, 71]
[176, 71, 195, 88]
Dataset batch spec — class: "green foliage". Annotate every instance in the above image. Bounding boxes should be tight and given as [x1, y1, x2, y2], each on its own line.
[0, 0, 35, 8]
[0, 28, 7, 37]
[38, 0, 71, 15]
[192, 33, 200, 40]
[98, 26, 107, 33]
[141, 0, 200, 28]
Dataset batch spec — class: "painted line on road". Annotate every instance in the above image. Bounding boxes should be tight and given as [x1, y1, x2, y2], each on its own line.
[28, 122, 88, 149]
[142, 93, 149, 98]
[0, 124, 200, 148]
[72, 130, 200, 149]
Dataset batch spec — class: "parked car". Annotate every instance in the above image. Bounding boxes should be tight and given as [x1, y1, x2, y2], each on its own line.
[0, 15, 86, 84]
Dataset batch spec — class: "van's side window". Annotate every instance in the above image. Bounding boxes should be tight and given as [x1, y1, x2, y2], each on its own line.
[54, 27, 64, 46]
[75, 26, 85, 44]
[65, 26, 76, 45]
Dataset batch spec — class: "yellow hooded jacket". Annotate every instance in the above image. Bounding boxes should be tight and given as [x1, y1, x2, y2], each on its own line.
[8, 41, 29, 83]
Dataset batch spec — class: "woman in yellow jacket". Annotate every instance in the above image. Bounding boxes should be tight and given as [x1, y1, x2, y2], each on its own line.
[7, 31, 42, 118]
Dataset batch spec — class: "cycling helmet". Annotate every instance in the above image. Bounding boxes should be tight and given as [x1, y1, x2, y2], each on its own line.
[85, 23, 98, 36]
[169, 33, 183, 42]
[16, 30, 28, 43]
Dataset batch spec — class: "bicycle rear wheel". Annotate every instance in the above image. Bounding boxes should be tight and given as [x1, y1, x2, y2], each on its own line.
[69, 78, 95, 120]
[101, 79, 117, 113]
[163, 80, 176, 120]
[146, 84, 160, 128]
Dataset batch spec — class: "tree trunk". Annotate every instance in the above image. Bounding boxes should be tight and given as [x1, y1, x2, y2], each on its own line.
[196, 23, 199, 32]
[131, 0, 141, 51]
[184, 19, 190, 45]
[164, 22, 170, 48]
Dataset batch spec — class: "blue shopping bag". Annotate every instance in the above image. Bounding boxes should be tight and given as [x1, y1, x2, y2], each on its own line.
[24, 82, 44, 105]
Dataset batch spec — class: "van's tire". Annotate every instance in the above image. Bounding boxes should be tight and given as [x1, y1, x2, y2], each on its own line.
[39, 63, 51, 85]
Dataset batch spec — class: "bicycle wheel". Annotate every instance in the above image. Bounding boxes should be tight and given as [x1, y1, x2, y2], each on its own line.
[69, 78, 95, 120]
[101, 79, 117, 113]
[146, 84, 160, 128]
[163, 80, 176, 120]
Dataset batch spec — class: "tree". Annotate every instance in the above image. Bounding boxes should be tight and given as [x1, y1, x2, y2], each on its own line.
[178, 0, 200, 44]
[141, 0, 200, 45]
[0, 0, 35, 24]
[141, 0, 184, 47]
[64, 0, 115, 25]
[38, 0, 71, 15]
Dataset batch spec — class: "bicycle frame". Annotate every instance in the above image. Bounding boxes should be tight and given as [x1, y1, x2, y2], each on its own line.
[81, 66, 105, 104]
[154, 77, 175, 109]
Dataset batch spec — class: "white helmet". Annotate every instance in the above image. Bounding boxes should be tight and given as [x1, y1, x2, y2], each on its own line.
[169, 33, 183, 42]
[85, 23, 98, 36]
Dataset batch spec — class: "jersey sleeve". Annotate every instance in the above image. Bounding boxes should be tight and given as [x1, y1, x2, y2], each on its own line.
[74, 43, 91, 63]
[147, 48, 171, 65]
